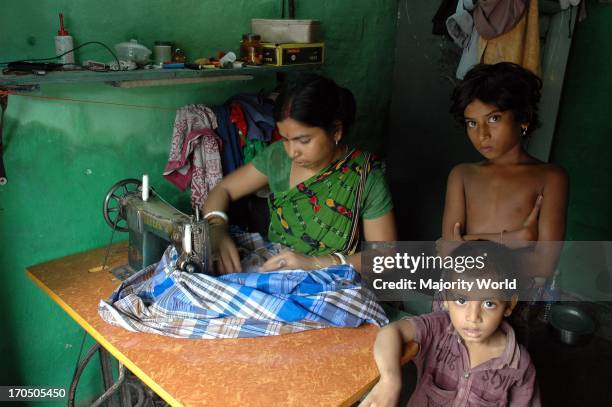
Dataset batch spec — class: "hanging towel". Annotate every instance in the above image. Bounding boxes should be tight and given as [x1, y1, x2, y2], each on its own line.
[479, 0, 541, 76]
[163, 105, 223, 209]
[473, 0, 528, 40]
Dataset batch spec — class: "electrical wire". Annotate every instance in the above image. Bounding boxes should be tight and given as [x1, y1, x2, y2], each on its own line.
[0, 41, 122, 70]
[68, 342, 101, 407]
[8, 93, 178, 112]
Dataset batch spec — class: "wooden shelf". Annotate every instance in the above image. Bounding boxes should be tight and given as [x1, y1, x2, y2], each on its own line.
[0, 64, 321, 89]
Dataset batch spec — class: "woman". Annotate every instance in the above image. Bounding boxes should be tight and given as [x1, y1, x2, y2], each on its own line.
[203, 74, 397, 274]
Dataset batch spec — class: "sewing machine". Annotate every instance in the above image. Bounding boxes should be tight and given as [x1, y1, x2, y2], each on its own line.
[102, 177, 213, 278]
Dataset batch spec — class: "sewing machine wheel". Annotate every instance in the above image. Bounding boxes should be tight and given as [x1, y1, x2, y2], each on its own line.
[103, 178, 141, 232]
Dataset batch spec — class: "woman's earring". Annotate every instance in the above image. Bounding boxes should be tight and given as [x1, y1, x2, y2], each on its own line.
[521, 127, 528, 137]
[335, 140, 339, 146]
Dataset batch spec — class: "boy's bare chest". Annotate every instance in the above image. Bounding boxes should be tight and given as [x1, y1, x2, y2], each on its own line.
[464, 169, 545, 231]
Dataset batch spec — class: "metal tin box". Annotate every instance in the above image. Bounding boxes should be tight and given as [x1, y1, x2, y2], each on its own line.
[251, 19, 320, 44]
[262, 43, 324, 66]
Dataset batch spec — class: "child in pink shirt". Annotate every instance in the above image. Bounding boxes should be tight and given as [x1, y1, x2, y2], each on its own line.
[361, 242, 540, 407]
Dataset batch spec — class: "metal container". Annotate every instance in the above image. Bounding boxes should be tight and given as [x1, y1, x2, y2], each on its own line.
[251, 19, 320, 43]
[549, 304, 596, 346]
[153, 41, 173, 66]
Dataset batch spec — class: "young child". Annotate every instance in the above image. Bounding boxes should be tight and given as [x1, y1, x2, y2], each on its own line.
[441, 62, 568, 278]
[361, 242, 540, 407]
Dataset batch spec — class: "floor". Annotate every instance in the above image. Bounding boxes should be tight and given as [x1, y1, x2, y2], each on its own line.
[528, 303, 612, 406]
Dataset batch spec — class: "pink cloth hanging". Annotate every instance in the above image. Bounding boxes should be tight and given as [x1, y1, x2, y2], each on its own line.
[163, 105, 223, 209]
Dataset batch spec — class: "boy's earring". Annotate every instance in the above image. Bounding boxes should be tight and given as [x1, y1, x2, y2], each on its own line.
[521, 127, 528, 137]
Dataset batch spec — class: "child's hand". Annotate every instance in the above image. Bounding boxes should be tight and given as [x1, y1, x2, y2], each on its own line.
[435, 222, 464, 256]
[518, 194, 543, 241]
[452, 222, 465, 241]
[359, 376, 402, 407]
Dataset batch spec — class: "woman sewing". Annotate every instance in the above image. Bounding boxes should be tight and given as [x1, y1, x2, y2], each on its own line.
[203, 74, 397, 274]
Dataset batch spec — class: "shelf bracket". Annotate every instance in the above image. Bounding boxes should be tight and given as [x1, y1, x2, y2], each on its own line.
[0, 84, 40, 93]
[107, 75, 254, 89]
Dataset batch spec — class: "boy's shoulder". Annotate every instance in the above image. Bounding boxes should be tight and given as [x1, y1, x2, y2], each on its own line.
[536, 162, 568, 179]
[502, 321, 536, 372]
[448, 162, 475, 178]
[517, 342, 534, 367]
[522, 161, 569, 187]
[404, 311, 451, 335]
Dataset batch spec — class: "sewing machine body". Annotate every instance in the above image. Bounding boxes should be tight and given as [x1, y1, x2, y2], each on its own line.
[103, 179, 213, 278]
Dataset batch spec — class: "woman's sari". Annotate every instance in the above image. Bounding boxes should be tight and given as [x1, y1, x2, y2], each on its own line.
[267, 149, 373, 256]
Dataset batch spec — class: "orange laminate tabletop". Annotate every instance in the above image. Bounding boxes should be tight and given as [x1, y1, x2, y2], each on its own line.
[26, 241, 418, 407]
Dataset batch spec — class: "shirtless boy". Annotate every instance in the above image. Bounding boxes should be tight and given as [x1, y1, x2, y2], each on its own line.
[442, 62, 568, 278]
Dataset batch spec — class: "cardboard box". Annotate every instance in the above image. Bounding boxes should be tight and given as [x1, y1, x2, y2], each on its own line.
[262, 43, 324, 66]
[252, 19, 320, 43]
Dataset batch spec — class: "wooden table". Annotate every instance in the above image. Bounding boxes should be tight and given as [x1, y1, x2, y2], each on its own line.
[26, 241, 417, 406]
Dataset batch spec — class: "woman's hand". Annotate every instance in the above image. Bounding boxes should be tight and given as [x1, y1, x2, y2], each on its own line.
[358, 376, 402, 407]
[260, 250, 330, 272]
[210, 223, 242, 274]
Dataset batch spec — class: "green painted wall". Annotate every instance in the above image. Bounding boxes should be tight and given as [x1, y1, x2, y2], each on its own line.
[551, 0, 612, 241]
[0, 0, 397, 403]
[549, 0, 612, 295]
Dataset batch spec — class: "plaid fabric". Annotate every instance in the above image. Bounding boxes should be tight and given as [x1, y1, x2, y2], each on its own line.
[98, 245, 388, 339]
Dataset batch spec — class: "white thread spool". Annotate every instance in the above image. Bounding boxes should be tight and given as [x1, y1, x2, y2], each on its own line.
[55, 35, 75, 65]
[142, 174, 149, 201]
[55, 13, 75, 65]
[183, 224, 192, 254]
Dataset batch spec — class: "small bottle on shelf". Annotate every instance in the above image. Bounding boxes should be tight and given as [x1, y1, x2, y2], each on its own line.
[55, 13, 75, 66]
[240, 33, 262, 65]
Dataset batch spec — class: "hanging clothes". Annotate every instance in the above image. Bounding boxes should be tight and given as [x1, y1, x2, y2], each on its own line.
[163, 104, 223, 209]
[433, 0, 457, 36]
[446, 0, 477, 48]
[229, 101, 268, 164]
[211, 104, 244, 174]
[446, 0, 479, 79]
[228, 94, 276, 142]
[478, 0, 541, 76]
[456, 27, 481, 79]
[473, 0, 528, 40]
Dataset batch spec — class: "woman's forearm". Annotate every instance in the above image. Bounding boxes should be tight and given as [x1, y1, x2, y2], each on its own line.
[202, 184, 232, 215]
[347, 253, 361, 273]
